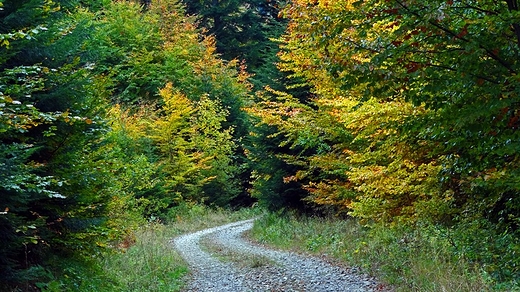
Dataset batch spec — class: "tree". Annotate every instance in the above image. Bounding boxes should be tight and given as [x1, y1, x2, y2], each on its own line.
[1, 0, 254, 288]
[252, 0, 520, 227]
[246, 1, 520, 282]
[0, 0, 119, 288]
[181, 0, 289, 87]
[182, 0, 265, 63]
[86, 0, 253, 211]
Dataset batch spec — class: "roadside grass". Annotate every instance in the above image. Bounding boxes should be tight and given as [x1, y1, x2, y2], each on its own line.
[165, 203, 263, 233]
[100, 222, 187, 292]
[45, 205, 261, 291]
[41, 221, 187, 292]
[250, 212, 518, 292]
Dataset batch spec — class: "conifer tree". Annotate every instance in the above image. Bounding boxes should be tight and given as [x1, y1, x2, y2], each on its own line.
[0, 0, 117, 288]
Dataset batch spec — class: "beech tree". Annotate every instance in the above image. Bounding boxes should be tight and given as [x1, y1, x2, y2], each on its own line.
[246, 0, 520, 282]
[253, 0, 520, 223]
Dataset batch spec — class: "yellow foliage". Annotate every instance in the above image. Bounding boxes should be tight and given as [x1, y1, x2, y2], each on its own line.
[253, 0, 449, 223]
[108, 104, 156, 141]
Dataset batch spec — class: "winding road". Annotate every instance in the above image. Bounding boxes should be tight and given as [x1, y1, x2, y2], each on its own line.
[172, 219, 385, 291]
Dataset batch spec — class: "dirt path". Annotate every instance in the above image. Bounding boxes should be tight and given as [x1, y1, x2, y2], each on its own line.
[172, 219, 384, 291]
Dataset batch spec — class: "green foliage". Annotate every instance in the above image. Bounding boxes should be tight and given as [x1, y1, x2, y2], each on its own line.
[146, 82, 242, 207]
[77, 205, 260, 292]
[87, 0, 168, 103]
[181, 0, 281, 66]
[194, 95, 241, 205]
[447, 219, 520, 284]
[246, 121, 310, 211]
[247, 1, 520, 287]
[92, 0, 252, 209]
[0, 1, 118, 288]
[1, 0, 254, 289]
[77, 112, 151, 239]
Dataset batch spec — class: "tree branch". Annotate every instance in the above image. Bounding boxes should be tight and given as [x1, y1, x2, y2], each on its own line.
[394, 0, 517, 75]
[505, 0, 520, 48]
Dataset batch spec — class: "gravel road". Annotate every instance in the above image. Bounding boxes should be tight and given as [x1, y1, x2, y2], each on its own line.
[172, 219, 385, 291]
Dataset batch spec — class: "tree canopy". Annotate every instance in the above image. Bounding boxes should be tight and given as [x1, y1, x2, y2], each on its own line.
[248, 0, 520, 282]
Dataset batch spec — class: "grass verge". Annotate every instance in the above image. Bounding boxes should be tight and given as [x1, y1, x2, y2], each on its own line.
[100, 205, 261, 291]
[100, 222, 187, 292]
[250, 212, 519, 292]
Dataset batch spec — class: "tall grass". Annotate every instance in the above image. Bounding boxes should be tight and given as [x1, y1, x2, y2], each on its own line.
[99, 222, 187, 292]
[39, 222, 186, 292]
[250, 212, 518, 292]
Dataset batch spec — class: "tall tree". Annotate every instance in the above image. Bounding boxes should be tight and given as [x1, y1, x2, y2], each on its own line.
[86, 0, 253, 210]
[0, 0, 117, 288]
[252, 0, 520, 227]
[248, 0, 520, 282]
[181, 0, 289, 87]
[182, 0, 265, 63]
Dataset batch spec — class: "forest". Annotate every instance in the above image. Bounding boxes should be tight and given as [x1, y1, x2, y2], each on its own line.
[1, 0, 519, 290]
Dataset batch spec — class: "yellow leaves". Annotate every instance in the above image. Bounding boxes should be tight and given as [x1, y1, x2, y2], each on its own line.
[373, 19, 401, 33]
[263, 83, 439, 224]
[346, 152, 443, 222]
[246, 86, 310, 132]
[303, 180, 354, 211]
[254, 0, 460, 224]
[316, 0, 355, 10]
[202, 35, 217, 57]
[323, 98, 421, 154]
[108, 104, 155, 141]
[152, 83, 195, 157]
[283, 175, 297, 183]
[1, 38, 9, 48]
[159, 82, 193, 115]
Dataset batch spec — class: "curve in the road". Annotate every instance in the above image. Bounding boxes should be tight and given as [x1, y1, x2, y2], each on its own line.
[172, 219, 382, 292]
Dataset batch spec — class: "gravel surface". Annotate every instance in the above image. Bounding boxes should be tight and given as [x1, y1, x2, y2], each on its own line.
[172, 219, 386, 291]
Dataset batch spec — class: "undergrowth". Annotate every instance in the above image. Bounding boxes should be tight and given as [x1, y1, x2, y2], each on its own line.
[251, 212, 520, 292]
